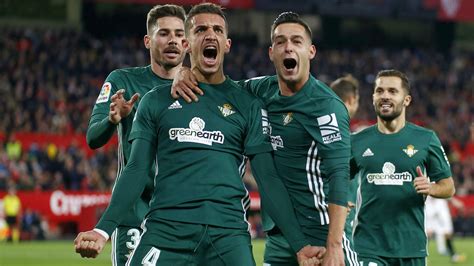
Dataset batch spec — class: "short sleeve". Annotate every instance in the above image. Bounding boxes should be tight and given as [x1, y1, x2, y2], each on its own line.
[427, 131, 452, 182]
[243, 100, 273, 155]
[128, 91, 158, 146]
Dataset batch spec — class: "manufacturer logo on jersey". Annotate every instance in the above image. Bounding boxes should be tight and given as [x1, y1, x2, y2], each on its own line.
[367, 162, 412, 185]
[96, 82, 112, 103]
[218, 103, 235, 117]
[168, 100, 182, 110]
[261, 109, 271, 135]
[169, 117, 224, 146]
[282, 112, 293, 125]
[403, 144, 418, 158]
[271, 135, 284, 150]
[317, 113, 341, 144]
[362, 148, 374, 157]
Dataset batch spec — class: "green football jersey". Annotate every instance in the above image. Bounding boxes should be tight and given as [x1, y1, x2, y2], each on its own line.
[129, 77, 273, 230]
[89, 65, 171, 227]
[351, 123, 452, 258]
[241, 75, 351, 232]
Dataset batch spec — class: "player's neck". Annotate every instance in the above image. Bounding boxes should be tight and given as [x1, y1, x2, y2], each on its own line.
[277, 74, 309, 96]
[190, 66, 226, 84]
[151, 62, 182, 80]
[376, 116, 406, 134]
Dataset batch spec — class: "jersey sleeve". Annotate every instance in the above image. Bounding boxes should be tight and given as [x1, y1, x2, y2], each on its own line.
[313, 99, 351, 159]
[308, 98, 351, 206]
[426, 131, 452, 182]
[86, 70, 123, 148]
[95, 138, 156, 235]
[91, 70, 123, 116]
[243, 100, 273, 156]
[238, 76, 270, 100]
[128, 90, 159, 146]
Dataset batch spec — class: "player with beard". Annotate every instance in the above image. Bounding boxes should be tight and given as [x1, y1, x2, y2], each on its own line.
[83, 5, 187, 265]
[350, 69, 455, 265]
[171, 12, 356, 266]
[75, 4, 324, 266]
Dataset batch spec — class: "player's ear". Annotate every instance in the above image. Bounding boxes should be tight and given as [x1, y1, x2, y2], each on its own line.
[309, 44, 316, 59]
[268, 46, 274, 63]
[144, 35, 151, 49]
[224, 38, 231, 54]
[182, 39, 189, 52]
[404, 94, 412, 107]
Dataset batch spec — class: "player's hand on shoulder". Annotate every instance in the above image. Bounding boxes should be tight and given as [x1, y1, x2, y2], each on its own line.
[297, 245, 326, 266]
[414, 166, 431, 196]
[74, 230, 107, 258]
[171, 66, 203, 103]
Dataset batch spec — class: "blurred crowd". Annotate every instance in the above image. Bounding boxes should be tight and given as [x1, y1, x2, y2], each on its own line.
[0, 27, 473, 194]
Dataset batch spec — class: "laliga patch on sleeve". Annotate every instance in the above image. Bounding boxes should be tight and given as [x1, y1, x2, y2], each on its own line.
[317, 113, 342, 144]
[96, 82, 112, 104]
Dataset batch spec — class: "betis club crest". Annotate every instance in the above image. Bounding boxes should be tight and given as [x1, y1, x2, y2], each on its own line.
[403, 144, 418, 158]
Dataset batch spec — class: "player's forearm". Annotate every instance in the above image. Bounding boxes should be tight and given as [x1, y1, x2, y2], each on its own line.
[86, 115, 116, 149]
[250, 152, 309, 253]
[95, 138, 154, 235]
[326, 203, 346, 248]
[430, 177, 455, 199]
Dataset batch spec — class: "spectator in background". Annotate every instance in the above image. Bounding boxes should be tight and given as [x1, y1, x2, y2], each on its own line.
[6, 135, 21, 161]
[3, 185, 21, 243]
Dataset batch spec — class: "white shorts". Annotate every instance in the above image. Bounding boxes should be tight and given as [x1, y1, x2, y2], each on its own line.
[425, 197, 453, 235]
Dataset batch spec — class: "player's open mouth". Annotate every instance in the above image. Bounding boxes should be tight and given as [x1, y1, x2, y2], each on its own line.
[283, 58, 297, 70]
[203, 46, 217, 59]
[203, 45, 218, 66]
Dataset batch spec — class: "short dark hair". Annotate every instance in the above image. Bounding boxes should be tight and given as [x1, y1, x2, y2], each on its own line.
[271, 12, 312, 41]
[185, 3, 227, 35]
[330, 75, 359, 102]
[147, 4, 186, 34]
[375, 69, 411, 94]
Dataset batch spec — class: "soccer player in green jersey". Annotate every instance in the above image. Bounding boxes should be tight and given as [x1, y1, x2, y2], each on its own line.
[84, 5, 187, 265]
[351, 69, 455, 266]
[75, 3, 324, 266]
[172, 12, 356, 266]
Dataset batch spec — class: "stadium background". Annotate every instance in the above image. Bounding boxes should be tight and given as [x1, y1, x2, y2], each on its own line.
[0, 0, 473, 265]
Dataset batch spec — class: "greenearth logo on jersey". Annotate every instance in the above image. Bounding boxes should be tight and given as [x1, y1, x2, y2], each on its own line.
[317, 113, 341, 144]
[367, 162, 412, 185]
[169, 117, 224, 146]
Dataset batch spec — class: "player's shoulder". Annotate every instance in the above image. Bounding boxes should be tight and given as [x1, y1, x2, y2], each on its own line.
[351, 125, 377, 140]
[406, 122, 433, 134]
[225, 78, 266, 109]
[406, 122, 438, 140]
[144, 83, 173, 99]
[107, 66, 150, 80]
[227, 77, 260, 99]
[305, 76, 344, 103]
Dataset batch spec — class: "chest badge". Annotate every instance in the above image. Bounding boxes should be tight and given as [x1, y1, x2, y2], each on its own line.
[283, 112, 293, 125]
[218, 103, 235, 117]
[403, 144, 418, 158]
